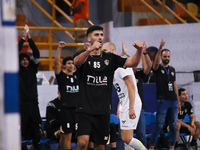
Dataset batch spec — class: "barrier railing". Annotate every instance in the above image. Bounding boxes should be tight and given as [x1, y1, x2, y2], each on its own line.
[17, 26, 87, 71]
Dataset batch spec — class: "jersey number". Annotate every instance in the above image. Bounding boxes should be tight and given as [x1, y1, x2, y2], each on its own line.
[114, 83, 121, 92]
[93, 61, 100, 68]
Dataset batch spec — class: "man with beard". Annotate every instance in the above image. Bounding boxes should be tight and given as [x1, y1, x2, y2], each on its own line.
[149, 39, 180, 150]
[73, 25, 144, 150]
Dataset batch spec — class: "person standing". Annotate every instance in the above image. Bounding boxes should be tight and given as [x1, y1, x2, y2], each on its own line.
[19, 27, 41, 150]
[102, 42, 147, 150]
[71, 0, 89, 52]
[54, 42, 79, 150]
[149, 39, 180, 150]
[73, 25, 144, 150]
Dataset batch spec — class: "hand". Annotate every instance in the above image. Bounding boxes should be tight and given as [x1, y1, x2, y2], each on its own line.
[88, 41, 101, 52]
[160, 38, 165, 49]
[122, 41, 127, 54]
[58, 41, 66, 48]
[188, 126, 195, 135]
[117, 110, 120, 119]
[22, 30, 27, 39]
[129, 108, 136, 119]
[143, 41, 147, 53]
[133, 40, 143, 52]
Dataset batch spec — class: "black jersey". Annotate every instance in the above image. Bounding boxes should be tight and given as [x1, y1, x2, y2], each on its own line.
[75, 51, 127, 114]
[178, 101, 193, 121]
[153, 64, 177, 101]
[135, 70, 148, 109]
[56, 71, 79, 108]
[46, 97, 62, 131]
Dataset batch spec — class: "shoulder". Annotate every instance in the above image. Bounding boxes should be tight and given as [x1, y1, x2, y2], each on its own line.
[185, 101, 192, 108]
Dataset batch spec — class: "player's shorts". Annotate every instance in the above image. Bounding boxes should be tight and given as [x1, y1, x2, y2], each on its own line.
[75, 112, 110, 145]
[119, 104, 142, 130]
[60, 108, 76, 134]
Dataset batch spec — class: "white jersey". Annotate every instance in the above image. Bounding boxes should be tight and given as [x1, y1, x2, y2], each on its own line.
[113, 67, 142, 129]
[113, 67, 142, 112]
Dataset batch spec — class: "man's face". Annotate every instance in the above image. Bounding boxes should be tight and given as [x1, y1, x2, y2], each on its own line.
[20, 57, 29, 68]
[64, 60, 74, 72]
[88, 30, 103, 49]
[179, 90, 188, 103]
[161, 51, 170, 65]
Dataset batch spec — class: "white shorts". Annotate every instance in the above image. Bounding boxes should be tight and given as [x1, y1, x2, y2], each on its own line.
[119, 105, 141, 130]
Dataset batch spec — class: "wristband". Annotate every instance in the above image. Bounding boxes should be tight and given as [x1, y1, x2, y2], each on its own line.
[178, 102, 181, 104]
[143, 53, 148, 55]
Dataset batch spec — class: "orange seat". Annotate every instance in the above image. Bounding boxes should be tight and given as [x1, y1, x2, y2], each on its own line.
[175, 2, 189, 17]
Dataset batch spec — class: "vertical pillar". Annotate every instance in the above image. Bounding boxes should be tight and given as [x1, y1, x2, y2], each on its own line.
[1, 0, 21, 149]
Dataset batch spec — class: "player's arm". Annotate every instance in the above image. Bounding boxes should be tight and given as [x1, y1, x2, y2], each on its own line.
[124, 75, 136, 119]
[54, 41, 66, 75]
[125, 41, 143, 68]
[153, 39, 165, 71]
[142, 41, 152, 75]
[189, 114, 196, 130]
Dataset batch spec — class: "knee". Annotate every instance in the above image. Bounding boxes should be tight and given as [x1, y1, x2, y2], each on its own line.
[77, 139, 88, 149]
[195, 121, 200, 128]
[121, 136, 132, 145]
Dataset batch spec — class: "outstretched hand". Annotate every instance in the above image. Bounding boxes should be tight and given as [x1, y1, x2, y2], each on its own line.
[133, 40, 143, 52]
[58, 41, 66, 48]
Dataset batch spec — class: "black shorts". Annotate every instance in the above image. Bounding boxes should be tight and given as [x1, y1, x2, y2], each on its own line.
[60, 108, 76, 134]
[180, 122, 191, 134]
[75, 112, 110, 145]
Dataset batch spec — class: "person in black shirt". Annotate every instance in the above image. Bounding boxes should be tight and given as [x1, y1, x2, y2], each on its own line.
[73, 25, 144, 150]
[176, 88, 200, 149]
[149, 39, 179, 150]
[54, 42, 79, 150]
[46, 91, 62, 141]
[19, 26, 41, 150]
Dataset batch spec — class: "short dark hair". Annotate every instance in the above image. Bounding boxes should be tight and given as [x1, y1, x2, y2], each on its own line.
[19, 52, 30, 62]
[62, 56, 73, 66]
[178, 88, 186, 96]
[161, 49, 170, 56]
[86, 25, 103, 36]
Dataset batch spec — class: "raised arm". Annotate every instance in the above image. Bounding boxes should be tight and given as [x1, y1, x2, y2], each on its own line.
[74, 41, 101, 66]
[142, 41, 152, 75]
[124, 75, 136, 119]
[18, 30, 27, 52]
[125, 40, 143, 68]
[54, 41, 66, 74]
[27, 32, 40, 59]
[153, 39, 165, 71]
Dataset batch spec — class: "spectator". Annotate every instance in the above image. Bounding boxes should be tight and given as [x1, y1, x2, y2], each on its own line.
[19, 25, 42, 150]
[175, 88, 200, 150]
[149, 39, 180, 150]
[54, 41, 79, 150]
[73, 25, 143, 150]
[71, 0, 89, 52]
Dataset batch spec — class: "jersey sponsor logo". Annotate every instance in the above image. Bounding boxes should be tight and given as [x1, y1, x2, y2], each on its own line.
[70, 77, 74, 83]
[122, 120, 126, 124]
[87, 75, 107, 86]
[114, 83, 121, 92]
[66, 85, 79, 93]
